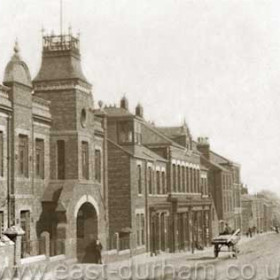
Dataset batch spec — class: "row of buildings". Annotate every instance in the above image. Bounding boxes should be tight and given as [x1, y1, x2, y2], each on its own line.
[241, 191, 275, 234]
[0, 31, 271, 267]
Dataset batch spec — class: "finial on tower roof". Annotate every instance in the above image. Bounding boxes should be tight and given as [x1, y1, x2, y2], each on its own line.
[14, 39, 19, 54]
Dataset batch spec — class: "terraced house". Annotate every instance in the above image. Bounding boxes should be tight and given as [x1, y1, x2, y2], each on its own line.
[104, 99, 216, 257]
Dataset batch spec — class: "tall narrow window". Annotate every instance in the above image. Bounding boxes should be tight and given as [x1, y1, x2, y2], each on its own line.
[95, 149, 101, 183]
[196, 170, 200, 193]
[156, 171, 161, 194]
[194, 169, 197, 193]
[19, 135, 28, 177]
[181, 166, 185, 192]
[0, 132, 3, 177]
[178, 166, 181, 192]
[172, 164, 176, 192]
[137, 165, 142, 194]
[186, 167, 189, 192]
[35, 139, 44, 179]
[141, 214, 145, 245]
[82, 142, 89, 180]
[190, 168, 193, 192]
[136, 214, 140, 246]
[57, 140, 65, 179]
[162, 172, 166, 194]
[134, 122, 142, 145]
[148, 167, 153, 194]
[0, 212, 4, 236]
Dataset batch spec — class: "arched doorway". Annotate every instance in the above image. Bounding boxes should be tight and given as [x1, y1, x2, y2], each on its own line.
[76, 202, 98, 263]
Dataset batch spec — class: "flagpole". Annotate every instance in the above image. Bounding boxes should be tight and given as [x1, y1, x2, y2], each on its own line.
[60, 0, 63, 35]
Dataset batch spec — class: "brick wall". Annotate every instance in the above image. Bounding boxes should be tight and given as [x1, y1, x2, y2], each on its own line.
[107, 141, 131, 236]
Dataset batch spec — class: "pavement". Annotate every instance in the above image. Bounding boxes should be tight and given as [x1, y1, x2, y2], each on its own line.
[7, 232, 277, 279]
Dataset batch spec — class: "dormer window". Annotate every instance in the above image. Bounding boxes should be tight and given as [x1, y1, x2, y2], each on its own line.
[118, 121, 133, 144]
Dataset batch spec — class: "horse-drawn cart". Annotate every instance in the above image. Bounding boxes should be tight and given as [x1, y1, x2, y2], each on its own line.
[211, 229, 241, 258]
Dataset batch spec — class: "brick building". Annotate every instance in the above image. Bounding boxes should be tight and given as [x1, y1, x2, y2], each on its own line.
[197, 137, 242, 233]
[0, 31, 243, 266]
[241, 193, 273, 234]
[0, 34, 108, 264]
[104, 99, 214, 257]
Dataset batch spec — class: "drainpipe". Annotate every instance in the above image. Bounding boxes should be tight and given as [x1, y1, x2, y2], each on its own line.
[7, 113, 11, 227]
[31, 120, 35, 195]
[144, 159, 148, 252]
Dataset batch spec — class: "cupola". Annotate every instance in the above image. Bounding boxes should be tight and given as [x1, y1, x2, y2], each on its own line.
[3, 40, 32, 87]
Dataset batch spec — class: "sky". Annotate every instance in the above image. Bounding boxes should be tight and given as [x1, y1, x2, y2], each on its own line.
[0, 0, 280, 195]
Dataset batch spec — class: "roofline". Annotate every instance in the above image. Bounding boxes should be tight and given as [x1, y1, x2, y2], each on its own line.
[107, 138, 167, 163]
[200, 155, 230, 172]
[141, 121, 184, 149]
[193, 140, 240, 166]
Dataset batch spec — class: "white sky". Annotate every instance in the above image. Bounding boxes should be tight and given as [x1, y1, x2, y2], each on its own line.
[1, 0, 280, 195]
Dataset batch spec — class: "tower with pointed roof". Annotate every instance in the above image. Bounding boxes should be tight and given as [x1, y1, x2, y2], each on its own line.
[33, 31, 108, 260]
[0, 41, 52, 263]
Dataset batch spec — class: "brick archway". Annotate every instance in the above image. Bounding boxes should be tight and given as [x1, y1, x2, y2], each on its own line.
[76, 202, 98, 263]
[74, 195, 100, 218]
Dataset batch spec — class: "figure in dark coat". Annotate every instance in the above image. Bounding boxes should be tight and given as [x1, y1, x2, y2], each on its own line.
[95, 239, 103, 264]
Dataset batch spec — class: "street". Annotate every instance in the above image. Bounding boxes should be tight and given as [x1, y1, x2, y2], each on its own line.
[19, 232, 280, 280]
[166, 232, 280, 280]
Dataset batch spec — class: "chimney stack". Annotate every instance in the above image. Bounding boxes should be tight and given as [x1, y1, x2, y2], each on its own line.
[120, 96, 129, 110]
[135, 103, 143, 118]
[197, 137, 210, 159]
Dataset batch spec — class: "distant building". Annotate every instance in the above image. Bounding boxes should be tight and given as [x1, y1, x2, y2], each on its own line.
[197, 137, 242, 233]
[241, 193, 274, 234]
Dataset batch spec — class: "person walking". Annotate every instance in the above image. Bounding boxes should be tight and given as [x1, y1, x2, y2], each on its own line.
[248, 227, 252, 238]
[95, 239, 103, 264]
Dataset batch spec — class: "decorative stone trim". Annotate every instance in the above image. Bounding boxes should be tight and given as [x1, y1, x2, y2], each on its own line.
[34, 80, 91, 94]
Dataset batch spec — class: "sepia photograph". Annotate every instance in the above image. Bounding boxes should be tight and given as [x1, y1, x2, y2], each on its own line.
[0, 0, 280, 279]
